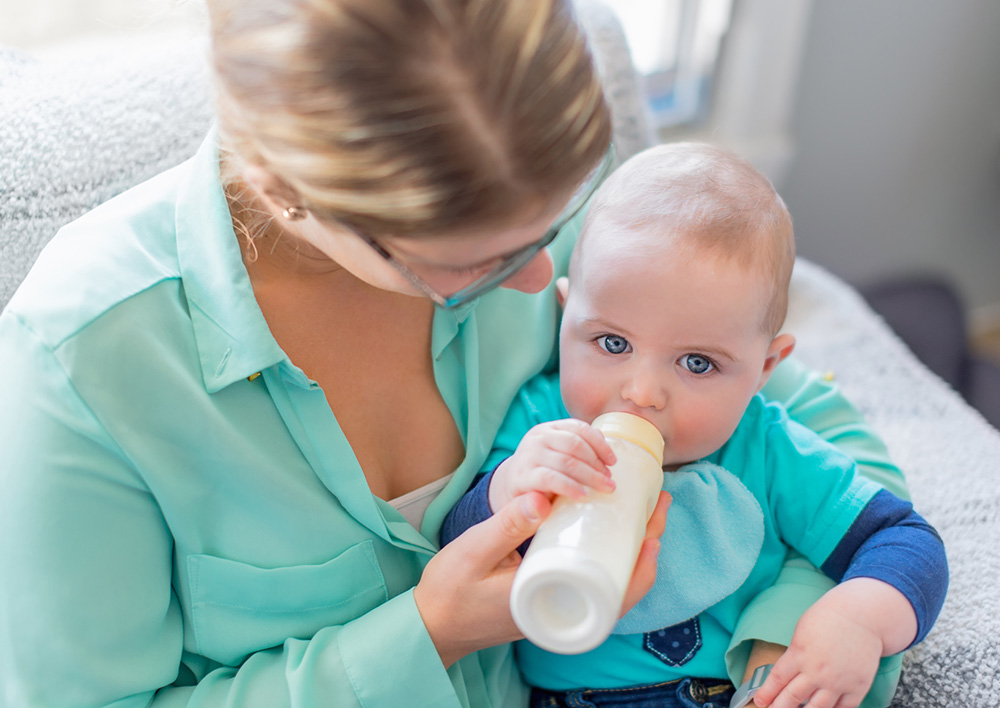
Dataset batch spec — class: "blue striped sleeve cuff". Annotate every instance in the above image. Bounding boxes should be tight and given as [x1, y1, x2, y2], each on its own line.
[439, 469, 496, 546]
[821, 489, 948, 647]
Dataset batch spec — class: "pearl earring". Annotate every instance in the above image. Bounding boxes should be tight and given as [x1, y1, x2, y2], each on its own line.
[282, 206, 307, 221]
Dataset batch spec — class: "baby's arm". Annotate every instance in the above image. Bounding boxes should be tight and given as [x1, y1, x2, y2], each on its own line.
[755, 578, 912, 708]
[754, 491, 947, 708]
[733, 359, 911, 688]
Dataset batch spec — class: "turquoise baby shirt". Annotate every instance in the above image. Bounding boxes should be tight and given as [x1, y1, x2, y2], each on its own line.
[483, 375, 883, 691]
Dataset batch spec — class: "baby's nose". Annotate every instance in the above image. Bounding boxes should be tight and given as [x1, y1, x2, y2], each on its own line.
[623, 371, 667, 410]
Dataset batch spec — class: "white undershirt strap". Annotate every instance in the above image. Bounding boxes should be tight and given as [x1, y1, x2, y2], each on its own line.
[387, 473, 454, 529]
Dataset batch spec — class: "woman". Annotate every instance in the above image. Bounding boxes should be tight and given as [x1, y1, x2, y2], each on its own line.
[0, 1, 904, 706]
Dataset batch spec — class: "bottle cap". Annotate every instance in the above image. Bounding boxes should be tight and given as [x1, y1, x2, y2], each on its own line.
[592, 412, 664, 466]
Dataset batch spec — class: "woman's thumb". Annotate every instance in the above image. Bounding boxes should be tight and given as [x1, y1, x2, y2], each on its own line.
[468, 492, 551, 572]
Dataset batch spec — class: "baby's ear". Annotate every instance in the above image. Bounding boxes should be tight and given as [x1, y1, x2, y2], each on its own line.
[757, 333, 796, 391]
[556, 277, 570, 308]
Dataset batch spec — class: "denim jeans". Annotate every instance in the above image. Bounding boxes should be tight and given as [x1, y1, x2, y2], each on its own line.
[529, 677, 735, 708]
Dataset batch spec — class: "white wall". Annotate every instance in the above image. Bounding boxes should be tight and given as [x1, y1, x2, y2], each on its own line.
[0, 0, 206, 57]
[780, 0, 1000, 316]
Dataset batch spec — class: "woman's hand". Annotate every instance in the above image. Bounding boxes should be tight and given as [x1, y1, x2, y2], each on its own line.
[742, 640, 787, 683]
[620, 491, 670, 617]
[415, 491, 552, 667]
[415, 490, 669, 667]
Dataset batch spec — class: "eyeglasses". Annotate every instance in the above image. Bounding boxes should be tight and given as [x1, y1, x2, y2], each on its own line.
[354, 145, 615, 310]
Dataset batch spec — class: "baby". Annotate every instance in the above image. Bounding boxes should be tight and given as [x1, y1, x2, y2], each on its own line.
[442, 143, 948, 708]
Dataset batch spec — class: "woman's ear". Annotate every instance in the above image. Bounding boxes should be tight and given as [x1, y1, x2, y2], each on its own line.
[242, 164, 301, 215]
[556, 276, 570, 308]
[757, 333, 796, 391]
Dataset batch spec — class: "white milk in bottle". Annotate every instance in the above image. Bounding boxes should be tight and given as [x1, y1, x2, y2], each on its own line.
[509, 412, 664, 654]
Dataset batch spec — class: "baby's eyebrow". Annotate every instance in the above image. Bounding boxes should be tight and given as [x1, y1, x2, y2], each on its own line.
[690, 345, 739, 362]
[577, 315, 633, 334]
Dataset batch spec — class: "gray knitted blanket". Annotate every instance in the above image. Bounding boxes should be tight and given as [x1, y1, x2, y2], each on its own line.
[787, 259, 1000, 706]
[0, 37, 214, 308]
[1, 4, 998, 704]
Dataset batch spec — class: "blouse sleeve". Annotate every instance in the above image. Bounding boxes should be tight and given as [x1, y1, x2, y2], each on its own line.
[724, 355, 908, 698]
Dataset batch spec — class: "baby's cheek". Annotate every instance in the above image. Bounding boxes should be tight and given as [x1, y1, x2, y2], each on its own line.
[669, 408, 735, 461]
[665, 419, 702, 457]
[559, 370, 606, 423]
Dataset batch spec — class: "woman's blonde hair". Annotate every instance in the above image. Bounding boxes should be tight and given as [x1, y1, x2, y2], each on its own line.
[208, 0, 612, 241]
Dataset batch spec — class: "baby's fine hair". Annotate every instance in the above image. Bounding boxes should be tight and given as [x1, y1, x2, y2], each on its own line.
[207, 0, 611, 241]
[581, 142, 795, 335]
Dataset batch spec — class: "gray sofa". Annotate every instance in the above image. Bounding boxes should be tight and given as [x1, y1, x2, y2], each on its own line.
[1, 3, 998, 705]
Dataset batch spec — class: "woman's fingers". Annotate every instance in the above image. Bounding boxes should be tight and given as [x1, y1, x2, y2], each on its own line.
[648, 491, 671, 538]
[460, 491, 552, 575]
[415, 491, 553, 666]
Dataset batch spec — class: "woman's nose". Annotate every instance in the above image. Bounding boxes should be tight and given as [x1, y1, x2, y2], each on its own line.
[500, 249, 554, 295]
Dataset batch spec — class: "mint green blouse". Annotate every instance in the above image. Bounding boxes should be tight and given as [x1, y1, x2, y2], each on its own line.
[0, 130, 905, 708]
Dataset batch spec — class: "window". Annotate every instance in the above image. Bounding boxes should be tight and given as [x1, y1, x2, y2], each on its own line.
[602, 0, 733, 129]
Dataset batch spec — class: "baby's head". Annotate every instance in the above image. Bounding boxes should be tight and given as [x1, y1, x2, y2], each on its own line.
[571, 142, 795, 336]
[557, 142, 797, 468]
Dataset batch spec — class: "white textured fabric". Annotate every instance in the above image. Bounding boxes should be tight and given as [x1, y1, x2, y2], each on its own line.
[388, 473, 455, 529]
[786, 259, 1000, 707]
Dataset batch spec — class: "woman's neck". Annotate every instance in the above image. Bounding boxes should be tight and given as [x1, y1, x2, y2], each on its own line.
[225, 181, 346, 279]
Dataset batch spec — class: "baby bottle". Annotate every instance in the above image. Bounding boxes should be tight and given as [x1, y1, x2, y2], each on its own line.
[509, 412, 664, 654]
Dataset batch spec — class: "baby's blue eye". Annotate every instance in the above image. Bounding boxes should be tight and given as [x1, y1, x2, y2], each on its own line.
[680, 354, 713, 374]
[599, 335, 631, 355]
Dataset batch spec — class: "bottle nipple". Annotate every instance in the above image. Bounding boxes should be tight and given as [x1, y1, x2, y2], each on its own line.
[592, 412, 664, 466]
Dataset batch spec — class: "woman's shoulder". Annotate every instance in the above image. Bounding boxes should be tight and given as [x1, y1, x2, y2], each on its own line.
[4, 160, 197, 350]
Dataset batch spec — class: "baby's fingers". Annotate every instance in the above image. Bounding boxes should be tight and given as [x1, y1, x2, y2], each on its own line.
[533, 466, 597, 500]
[757, 673, 816, 708]
[541, 450, 615, 495]
[548, 419, 617, 468]
[753, 658, 799, 707]
[534, 424, 616, 492]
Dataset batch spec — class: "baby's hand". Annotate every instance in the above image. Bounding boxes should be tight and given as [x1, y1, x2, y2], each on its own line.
[752, 589, 882, 708]
[488, 419, 617, 512]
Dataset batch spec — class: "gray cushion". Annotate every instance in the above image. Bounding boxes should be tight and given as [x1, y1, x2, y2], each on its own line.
[0, 37, 213, 309]
[786, 260, 1000, 707]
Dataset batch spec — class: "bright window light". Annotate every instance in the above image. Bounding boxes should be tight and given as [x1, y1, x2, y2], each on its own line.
[600, 0, 732, 128]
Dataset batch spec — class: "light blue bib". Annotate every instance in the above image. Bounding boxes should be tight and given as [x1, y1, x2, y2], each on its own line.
[614, 461, 764, 634]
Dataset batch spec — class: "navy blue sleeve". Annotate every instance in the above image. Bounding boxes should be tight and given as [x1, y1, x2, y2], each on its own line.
[820, 489, 948, 647]
[439, 469, 496, 546]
